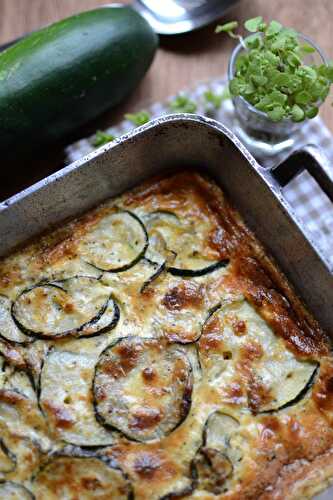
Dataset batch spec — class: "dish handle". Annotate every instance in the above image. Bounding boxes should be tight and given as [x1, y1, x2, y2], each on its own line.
[270, 144, 333, 202]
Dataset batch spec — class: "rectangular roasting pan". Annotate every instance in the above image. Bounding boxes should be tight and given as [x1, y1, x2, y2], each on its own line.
[0, 114, 332, 498]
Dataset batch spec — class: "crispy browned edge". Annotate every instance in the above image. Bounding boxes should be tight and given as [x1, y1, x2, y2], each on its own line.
[259, 446, 333, 500]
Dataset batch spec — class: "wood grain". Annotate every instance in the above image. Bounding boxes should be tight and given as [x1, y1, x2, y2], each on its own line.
[0, 0, 332, 199]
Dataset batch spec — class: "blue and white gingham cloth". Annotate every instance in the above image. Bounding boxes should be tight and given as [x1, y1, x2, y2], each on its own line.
[66, 77, 333, 267]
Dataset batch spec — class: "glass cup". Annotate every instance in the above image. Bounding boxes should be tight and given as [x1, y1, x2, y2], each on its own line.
[228, 34, 328, 160]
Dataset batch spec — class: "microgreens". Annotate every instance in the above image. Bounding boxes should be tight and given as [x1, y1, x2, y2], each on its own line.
[169, 95, 198, 113]
[215, 21, 239, 39]
[204, 88, 231, 110]
[91, 89, 230, 148]
[92, 130, 116, 147]
[216, 17, 333, 122]
[125, 110, 151, 126]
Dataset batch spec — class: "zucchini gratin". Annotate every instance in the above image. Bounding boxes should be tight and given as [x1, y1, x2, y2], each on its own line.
[0, 171, 332, 499]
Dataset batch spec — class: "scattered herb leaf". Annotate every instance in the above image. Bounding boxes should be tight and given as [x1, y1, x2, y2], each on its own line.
[91, 86, 231, 148]
[300, 43, 316, 54]
[204, 88, 231, 110]
[215, 21, 239, 38]
[124, 110, 151, 126]
[244, 16, 265, 33]
[215, 21, 238, 33]
[169, 95, 197, 113]
[291, 104, 305, 122]
[92, 130, 115, 147]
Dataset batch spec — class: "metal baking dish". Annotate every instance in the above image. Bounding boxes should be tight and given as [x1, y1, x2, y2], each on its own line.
[0, 114, 332, 498]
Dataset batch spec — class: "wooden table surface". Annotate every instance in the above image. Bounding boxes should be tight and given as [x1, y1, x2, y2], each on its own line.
[0, 0, 332, 200]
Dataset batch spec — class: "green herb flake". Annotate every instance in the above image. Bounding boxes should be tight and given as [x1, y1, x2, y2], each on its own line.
[270, 89, 288, 105]
[124, 110, 151, 126]
[169, 95, 197, 113]
[92, 131, 115, 147]
[287, 52, 302, 67]
[244, 16, 264, 33]
[204, 88, 230, 110]
[327, 62, 333, 81]
[266, 20, 282, 37]
[305, 106, 319, 119]
[267, 106, 285, 122]
[295, 90, 311, 105]
[318, 62, 333, 81]
[245, 33, 262, 49]
[215, 21, 238, 34]
[291, 104, 305, 122]
[300, 43, 316, 54]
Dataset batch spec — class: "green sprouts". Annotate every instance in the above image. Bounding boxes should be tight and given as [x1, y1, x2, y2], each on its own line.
[125, 110, 151, 126]
[168, 95, 197, 113]
[216, 17, 333, 122]
[92, 110, 151, 146]
[92, 131, 116, 147]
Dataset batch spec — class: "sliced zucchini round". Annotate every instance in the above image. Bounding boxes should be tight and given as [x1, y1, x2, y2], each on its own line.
[144, 211, 229, 277]
[0, 354, 5, 388]
[167, 260, 229, 278]
[140, 259, 165, 294]
[32, 456, 131, 499]
[40, 350, 115, 447]
[0, 432, 41, 484]
[102, 256, 163, 292]
[78, 210, 148, 272]
[0, 481, 34, 499]
[12, 277, 119, 340]
[204, 412, 240, 450]
[0, 389, 50, 452]
[4, 368, 36, 400]
[80, 297, 119, 338]
[42, 257, 102, 282]
[152, 276, 208, 343]
[93, 337, 193, 441]
[144, 211, 180, 266]
[0, 439, 16, 474]
[102, 257, 166, 339]
[0, 295, 32, 344]
[159, 481, 195, 500]
[193, 412, 241, 495]
[0, 365, 51, 452]
[199, 299, 318, 413]
[193, 449, 232, 495]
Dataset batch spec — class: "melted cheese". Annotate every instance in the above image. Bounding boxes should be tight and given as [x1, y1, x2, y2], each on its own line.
[12, 277, 116, 339]
[32, 456, 130, 499]
[78, 210, 147, 271]
[0, 481, 34, 499]
[94, 337, 193, 442]
[199, 299, 317, 412]
[141, 210, 220, 271]
[0, 295, 31, 343]
[40, 350, 115, 447]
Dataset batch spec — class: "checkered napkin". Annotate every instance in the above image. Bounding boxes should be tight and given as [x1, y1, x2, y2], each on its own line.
[66, 77, 333, 268]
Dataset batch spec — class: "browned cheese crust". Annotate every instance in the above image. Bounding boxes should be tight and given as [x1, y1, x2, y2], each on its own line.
[0, 171, 332, 500]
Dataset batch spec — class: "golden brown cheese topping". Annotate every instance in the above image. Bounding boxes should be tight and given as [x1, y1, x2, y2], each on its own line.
[0, 171, 332, 500]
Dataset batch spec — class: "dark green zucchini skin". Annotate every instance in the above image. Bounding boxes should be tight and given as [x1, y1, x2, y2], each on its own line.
[167, 259, 230, 277]
[0, 6, 158, 156]
[258, 363, 319, 415]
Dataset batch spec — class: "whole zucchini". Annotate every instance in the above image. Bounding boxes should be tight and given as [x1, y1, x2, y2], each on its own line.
[0, 6, 158, 156]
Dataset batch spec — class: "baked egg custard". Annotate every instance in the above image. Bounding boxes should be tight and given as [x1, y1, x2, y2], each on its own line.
[0, 172, 332, 499]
